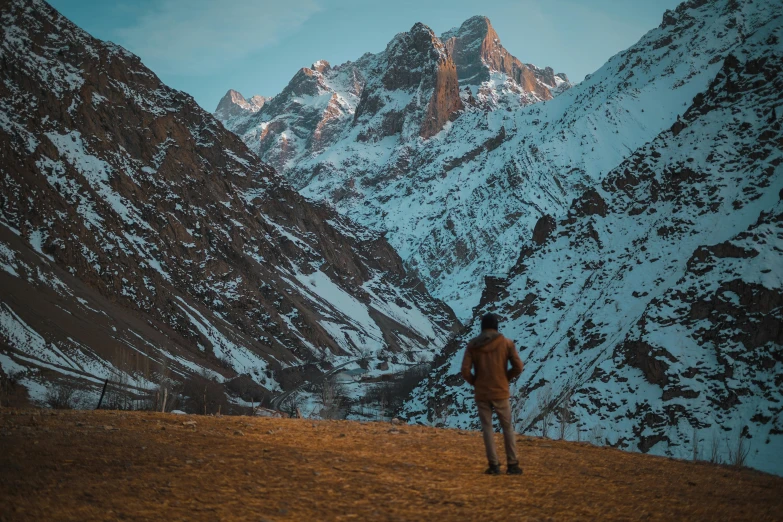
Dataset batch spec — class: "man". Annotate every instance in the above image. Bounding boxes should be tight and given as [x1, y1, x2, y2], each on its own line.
[461, 313, 524, 475]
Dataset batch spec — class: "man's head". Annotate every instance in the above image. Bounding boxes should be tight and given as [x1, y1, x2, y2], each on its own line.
[481, 313, 499, 331]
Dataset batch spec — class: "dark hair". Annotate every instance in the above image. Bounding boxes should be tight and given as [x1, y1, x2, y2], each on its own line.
[481, 313, 499, 331]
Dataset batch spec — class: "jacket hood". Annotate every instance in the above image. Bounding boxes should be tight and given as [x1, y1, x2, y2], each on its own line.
[468, 330, 503, 353]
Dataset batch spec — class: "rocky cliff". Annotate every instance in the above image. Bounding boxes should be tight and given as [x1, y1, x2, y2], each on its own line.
[352, 23, 463, 142]
[442, 15, 569, 104]
[0, 0, 460, 411]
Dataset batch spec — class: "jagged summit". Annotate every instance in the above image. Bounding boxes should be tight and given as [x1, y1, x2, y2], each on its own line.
[441, 15, 568, 99]
[353, 20, 462, 141]
[214, 89, 265, 120]
[311, 59, 331, 73]
[216, 15, 571, 172]
[440, 15, 496, 48]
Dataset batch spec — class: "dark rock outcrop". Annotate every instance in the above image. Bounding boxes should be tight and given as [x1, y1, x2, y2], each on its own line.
[532, 215, 557, 245]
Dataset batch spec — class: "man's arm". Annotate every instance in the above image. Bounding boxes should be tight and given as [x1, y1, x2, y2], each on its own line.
[506, 341, 524, 381]
[461, 347, 475, 385]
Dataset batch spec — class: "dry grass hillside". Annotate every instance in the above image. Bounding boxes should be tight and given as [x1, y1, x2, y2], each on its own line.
[1, 409, 781, 521]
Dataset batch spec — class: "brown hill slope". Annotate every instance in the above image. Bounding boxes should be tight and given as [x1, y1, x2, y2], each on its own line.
[1, 409, 781, 521]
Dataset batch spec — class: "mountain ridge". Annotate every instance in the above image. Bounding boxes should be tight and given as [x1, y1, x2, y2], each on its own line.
[0, 0, 459, 412]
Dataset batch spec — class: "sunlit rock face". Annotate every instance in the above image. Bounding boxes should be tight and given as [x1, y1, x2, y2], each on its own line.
[215, 89, 265, 121]
[442, 15, 569, 102]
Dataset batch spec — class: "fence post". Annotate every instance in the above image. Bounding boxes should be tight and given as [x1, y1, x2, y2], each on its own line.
[162, 388, 168, 413]
[96, 379, 109, 410]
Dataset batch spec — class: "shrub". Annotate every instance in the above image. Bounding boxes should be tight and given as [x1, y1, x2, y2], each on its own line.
[317, 377, 348, 420]
[102, 372, 134, 410]
[537, 385, 554, 438]
[0, 370, 29, 408]
[181, 371, 230, 415]
[727, 429, 751, 468]
[557, 392, 573, 440]
[709, 433, 722, 464]
[363, 364, 430, 420]
[281, 391, 302, 418]
[44, 381, 82, 409]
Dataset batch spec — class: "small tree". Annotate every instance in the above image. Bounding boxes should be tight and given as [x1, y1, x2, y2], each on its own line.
[727, 430, 751, 468]
[155, 359, 177, 412]
[589, 424, 604, 446]
[377, 392, 388, 421]
[436, 405, 450, 427]
[317, 377, 346, 420]
[357, 347, 372, 370]
[709, 432, 722, 464]
[281, 391, 301, 418]
[181, 371, 227, 415]
[0, 370, 23, 407]
[557, 392, 572, 440]
[537, 385, 554, 438]
[103, 372, 133, 410]
[45, 381, 82, 409]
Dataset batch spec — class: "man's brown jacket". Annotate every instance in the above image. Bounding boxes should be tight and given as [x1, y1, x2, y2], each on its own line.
[461, 330, 524, 401]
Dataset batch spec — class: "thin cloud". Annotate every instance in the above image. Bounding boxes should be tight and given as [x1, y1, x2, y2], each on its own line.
[114, 0, 321, 76]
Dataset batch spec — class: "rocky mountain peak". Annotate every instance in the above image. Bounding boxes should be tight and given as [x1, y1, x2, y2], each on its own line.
[219, 13, 572, 171]
[384, 22, 448, 66]
[441, 15, 566, 99]
[352, 21, 462, 141]
[441, 15, 495, 47]
[214, 89, 265, 120]
[311, 59, 331, 73]
[284, 66, 325, 97]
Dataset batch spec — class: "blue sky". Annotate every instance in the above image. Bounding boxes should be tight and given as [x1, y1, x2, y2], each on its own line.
[49, 0, 681, 111]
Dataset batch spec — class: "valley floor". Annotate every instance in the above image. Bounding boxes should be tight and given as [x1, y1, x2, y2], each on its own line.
[1, 410, 781, 521]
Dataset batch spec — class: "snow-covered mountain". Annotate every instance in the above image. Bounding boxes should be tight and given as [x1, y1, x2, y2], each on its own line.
[217, 17, 570, 178]
[217, 0, 782, 473]
[0, 0, 459, 409]
[218, 2, 758, 321]
[214, 89, 266, 121]
[404, 1, 783, 475]
[215, 17, 574, 321]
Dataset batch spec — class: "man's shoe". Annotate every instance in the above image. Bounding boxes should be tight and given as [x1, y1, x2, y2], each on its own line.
[506, 464, 523, 475]
[484, 464, 501, 475]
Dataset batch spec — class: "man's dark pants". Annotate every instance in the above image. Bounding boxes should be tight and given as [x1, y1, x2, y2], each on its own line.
[476, 398, 518, 466]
